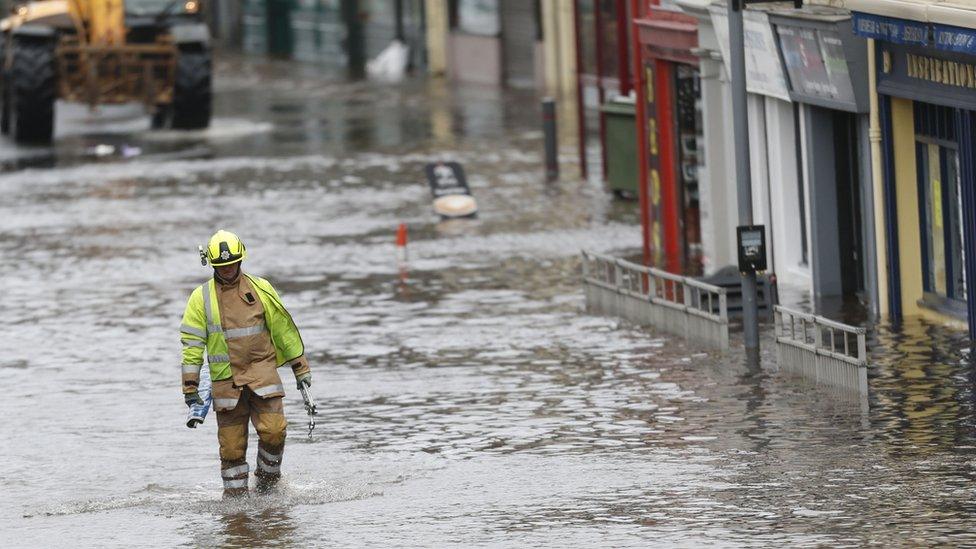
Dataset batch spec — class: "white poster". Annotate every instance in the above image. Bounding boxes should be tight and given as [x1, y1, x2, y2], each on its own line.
[709, 7, 791, 102]
[458, 0, 501, 37]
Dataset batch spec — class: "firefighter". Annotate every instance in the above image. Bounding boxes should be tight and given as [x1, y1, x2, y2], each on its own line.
[180, 230, 311, 498]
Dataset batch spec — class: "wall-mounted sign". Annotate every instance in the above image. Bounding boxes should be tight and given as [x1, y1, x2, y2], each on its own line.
[777, 25, 858, 106]
[934, 24, 976, 56]
[877, 43, 976, 110]
[769, 15, 868, 113]
[709, 7, 791, 102]
[851, 12, 928, 45]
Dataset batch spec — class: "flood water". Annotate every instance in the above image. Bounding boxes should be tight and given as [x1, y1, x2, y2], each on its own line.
[4, 56, 976, 547]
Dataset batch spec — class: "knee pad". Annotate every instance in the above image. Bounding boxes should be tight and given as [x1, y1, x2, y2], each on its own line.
[217, 423, 248, 462]
[255, 412, 287, 447]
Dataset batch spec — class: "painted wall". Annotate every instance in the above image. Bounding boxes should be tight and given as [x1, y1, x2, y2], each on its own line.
[891, 97, 922, 318]
[698, 53, 734, 273]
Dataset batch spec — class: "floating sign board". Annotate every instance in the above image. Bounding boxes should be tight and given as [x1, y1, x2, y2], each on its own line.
[710, 7, 791, 102]
[424, 162, 478, 218]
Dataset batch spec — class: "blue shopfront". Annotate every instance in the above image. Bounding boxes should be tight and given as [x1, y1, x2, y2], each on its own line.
[858, 13, 976, 338]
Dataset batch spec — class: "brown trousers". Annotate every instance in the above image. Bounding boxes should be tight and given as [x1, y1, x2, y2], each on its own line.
[216, 386, 287, 495]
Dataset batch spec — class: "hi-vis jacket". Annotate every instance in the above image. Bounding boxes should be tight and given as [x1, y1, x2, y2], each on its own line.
[180, 273, 309, 411]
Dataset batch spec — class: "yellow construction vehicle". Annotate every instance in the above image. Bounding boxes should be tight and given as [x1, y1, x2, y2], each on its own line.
[0, 0, 211, 143]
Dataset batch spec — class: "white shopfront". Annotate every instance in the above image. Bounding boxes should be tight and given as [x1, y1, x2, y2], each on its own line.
[679, 1, 811, 294]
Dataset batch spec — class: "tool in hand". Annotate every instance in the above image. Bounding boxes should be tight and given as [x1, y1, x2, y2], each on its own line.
[299, 382, 317, 439]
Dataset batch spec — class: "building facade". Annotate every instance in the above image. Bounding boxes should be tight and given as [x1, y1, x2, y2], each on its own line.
[848, 1, 976, 337]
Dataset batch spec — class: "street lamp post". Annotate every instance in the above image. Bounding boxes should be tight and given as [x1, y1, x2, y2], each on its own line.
[728, 0, 801, 362]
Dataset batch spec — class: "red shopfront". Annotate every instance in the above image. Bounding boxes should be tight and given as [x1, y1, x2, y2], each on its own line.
[633, 4, 703, 275]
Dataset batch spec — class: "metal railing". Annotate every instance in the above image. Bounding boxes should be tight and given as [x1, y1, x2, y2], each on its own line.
[773, 305, 868, 395]
[581, 250, 729, 350]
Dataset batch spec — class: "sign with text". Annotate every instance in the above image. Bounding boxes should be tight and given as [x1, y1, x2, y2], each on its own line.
[851, 12, 928, 45]
[877, 42, 976, 110]
[934, 24, 976, 56]
[777, 25, 859, 107]
[710, 7, 791, 102]
[425, 162, 471, 198]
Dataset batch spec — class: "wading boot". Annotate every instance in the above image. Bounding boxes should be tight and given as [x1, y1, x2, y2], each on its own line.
[221, 462, 249, 499]
[254, 444, 283, 494]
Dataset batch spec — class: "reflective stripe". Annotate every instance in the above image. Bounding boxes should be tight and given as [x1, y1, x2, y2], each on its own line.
[222, 464, 249, 478]
[253, 384, 284, 397]
[208, 324, 223, 334]
[207, 354, 230, 364]
[258, 447, 281, 464]
[214, 398, 239, 409]
[224, 324, 266, 339]
[180, 323, 206, 338]
[181, 339, 204, 349]
[182, 364, 201, 375]
[258, 461, 281, 474]
[202, 281, 215, 334]
[223, 478, 248, 489]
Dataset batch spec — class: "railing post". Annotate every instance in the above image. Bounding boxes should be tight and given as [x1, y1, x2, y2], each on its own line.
[581, 251, 590, 281]
[719, 292, 728, 322]
[857, 332, 867, 365]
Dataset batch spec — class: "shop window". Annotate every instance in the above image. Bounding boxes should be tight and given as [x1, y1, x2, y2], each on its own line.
[917, 141, 967, 304]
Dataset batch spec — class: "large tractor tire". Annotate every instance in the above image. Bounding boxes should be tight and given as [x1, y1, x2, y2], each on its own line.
[9, 37, 56, 143]
[170, 49, 211, 130]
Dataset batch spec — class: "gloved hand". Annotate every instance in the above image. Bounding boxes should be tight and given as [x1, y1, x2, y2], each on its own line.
[295, 372, 311, 391]
[185, 391, 205, 408]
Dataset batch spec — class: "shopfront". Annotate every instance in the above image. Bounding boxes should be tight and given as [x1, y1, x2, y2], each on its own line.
[769, 10, 875, 311]
[709, 6, 805, 289]
[635, 5, 703, 274]
[856, 12, 976, 336]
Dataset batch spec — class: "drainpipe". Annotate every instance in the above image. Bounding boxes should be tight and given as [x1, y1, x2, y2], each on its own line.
[868, 38, 889, 317]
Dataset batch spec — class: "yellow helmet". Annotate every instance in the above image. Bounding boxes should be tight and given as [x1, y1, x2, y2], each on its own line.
[204, 230, 247, 266]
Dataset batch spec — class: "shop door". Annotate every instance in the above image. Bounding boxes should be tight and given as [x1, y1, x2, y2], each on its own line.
[500, 0, 537, 88]
[674, 64, 703, 276]
[266, 0, 295, 58]
[833, 111, 865, 296]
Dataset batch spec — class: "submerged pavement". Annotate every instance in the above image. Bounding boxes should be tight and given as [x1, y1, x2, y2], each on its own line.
[3, 56, 976, 547]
